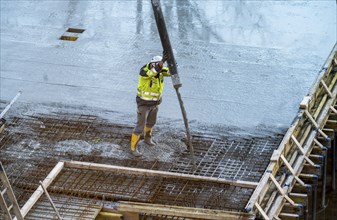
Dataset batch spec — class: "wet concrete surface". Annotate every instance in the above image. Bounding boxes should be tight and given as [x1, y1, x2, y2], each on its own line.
[1, 1, 336, 135]
[1, 1, 337, 219]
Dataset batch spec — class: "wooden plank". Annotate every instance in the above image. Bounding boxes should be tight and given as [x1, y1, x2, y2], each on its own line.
[322, 128, 335, 137]
[305, 110, 329, 139]
[279, 213, 300, 219]
[288, 193, 308, 205]
[331, 106, 337, 114]
[16, 162, 64, 219]
[280, 155, 305, 186]
[271, 108, 332, 217]
[305, 110, 318, 128]
[245, 122, 299, 212]
[269, 175, 296, 207]
[39, 181, 62, 220]
[313, 138, 325, 149]
[325, 120, 337, 130]
[270, 150, 281, 162]
[116, 201, 255, 220]
[123, 212, 139, 220]
[264, 151, 298, 216]
[65, 161, 258, 188]
[320, 79, 333, 97]
[291, 135, 315, 166]
[300, 96, 311, 109]
[249, 44, 337, 218]
[254, 202, 268, 220]
[97, 212, 123, 219]
[264, 175, 286, 214]
[268, 69, 337, 218]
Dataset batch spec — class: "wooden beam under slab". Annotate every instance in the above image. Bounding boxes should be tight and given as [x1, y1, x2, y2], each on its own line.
[64, 161, 258, 189]
[116, 201, 255, 220]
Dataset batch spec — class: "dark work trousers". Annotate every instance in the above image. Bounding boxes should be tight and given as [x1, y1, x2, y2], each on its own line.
[133, 104, 159, 135]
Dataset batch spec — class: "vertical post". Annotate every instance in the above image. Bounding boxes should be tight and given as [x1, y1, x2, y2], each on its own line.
[311, 178, 318, 220]
[321, 151, 327, 208]
[303, 191, 309, 220]
[151, 0, 196, 170]
[333, 131, 336, 191]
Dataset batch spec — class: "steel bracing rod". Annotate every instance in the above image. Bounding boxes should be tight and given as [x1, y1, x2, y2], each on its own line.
[0, 91, 22, 119]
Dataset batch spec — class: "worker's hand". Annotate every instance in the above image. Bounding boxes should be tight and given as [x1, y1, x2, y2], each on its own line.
[151, 67, 158, 76]
[154, 62, 163, 72]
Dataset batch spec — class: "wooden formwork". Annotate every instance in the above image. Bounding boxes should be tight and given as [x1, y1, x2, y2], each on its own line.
[15, 161, 256, 220]
[246, 43, 337, 219]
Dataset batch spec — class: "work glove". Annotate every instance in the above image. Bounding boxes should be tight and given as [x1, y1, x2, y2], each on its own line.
[153, 62, 163, 73]
[151, 67, 158, 76]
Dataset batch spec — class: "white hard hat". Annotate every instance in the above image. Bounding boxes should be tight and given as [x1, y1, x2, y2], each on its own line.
[151, 55, 163, 63]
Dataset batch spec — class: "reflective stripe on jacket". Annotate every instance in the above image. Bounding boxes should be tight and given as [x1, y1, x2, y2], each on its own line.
[137, 63, 170, 102]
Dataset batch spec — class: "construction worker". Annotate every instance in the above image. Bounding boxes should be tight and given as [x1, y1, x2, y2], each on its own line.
[131, 55, 170, 156]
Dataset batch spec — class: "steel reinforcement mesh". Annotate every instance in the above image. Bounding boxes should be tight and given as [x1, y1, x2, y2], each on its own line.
[24, 195, 102, 220]
[0, 114, 282, 215]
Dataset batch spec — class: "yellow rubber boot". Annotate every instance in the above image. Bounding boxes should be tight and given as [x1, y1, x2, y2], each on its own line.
[144, 127, 156, 146]
[131, 133, 142, 157]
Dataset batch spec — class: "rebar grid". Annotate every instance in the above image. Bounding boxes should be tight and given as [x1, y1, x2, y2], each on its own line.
[0, 114, 281, 215]
[170, 138, 279, 182]
[24, 195, 102, 220]
[47, 167, 254, 211]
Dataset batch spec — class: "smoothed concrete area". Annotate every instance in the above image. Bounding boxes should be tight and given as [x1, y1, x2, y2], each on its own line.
[1, 1, 336, 135]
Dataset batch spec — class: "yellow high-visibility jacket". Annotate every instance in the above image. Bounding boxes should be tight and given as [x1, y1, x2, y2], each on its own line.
[137, 63, 170, 104]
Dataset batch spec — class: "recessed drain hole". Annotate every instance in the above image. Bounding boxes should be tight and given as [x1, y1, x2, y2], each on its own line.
[67, 28, 85, 33]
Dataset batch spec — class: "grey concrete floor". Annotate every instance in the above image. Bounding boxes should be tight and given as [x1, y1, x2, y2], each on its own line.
[1, 0, 336, 135]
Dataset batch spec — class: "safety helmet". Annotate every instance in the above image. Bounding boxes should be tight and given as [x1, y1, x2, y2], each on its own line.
[150, 55, 163, 63]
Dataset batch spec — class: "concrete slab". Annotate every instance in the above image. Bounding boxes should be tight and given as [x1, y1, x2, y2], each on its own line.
[1, 0, 336, 135]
